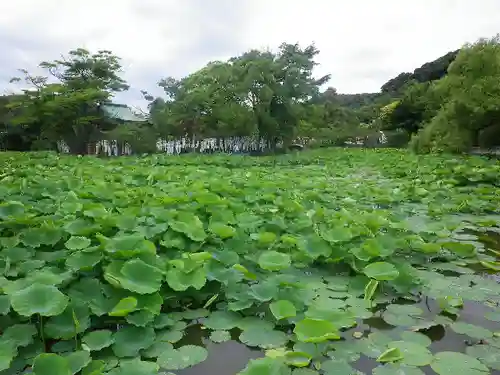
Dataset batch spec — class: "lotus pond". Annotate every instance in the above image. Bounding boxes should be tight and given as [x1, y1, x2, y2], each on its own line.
[0, 149, 499, 375]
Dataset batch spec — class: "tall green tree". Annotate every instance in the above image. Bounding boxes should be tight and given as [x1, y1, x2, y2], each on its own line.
[412, 35, 500, 153]
[9, 48, 129, 154]
[151, 43, 330, 150]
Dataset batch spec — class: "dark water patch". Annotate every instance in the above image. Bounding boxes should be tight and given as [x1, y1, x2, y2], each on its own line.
[168, 324, 263, 375]
[362, 317, 395, 331]
[175, 341, 263, 375]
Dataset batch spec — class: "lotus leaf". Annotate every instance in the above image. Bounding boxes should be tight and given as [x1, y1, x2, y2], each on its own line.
[270, 300, 297, 320]
[294, 319, 340, 343]
[258, 251, 291, 271]
[450, 322, 493, 339]
[157, 345, 208, 370]
[10, 284, 68, 317]
[430, 351, 489, 375]
[240, 328, 289, 349]
[210, 330, 231, 343]
[203, 311, 241, 330]
[33, 353, 71, 375]
[238, 357, 291, 375]
[82, 330, 114, 351]
[112, 326, 155, 358]
[363, 262, 399, 281]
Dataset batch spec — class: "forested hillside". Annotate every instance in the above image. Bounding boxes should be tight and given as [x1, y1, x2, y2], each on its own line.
[1, 36, 499, 154]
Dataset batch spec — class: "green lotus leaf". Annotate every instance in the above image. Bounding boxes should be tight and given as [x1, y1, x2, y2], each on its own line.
[65, 351, 91, 374]
[398, 331, 431, 347]
[10, 284, 68, 317]
[209, 222, 236, 238]
[305, 307, 356, 329]
[1, 324, 36, 348]
[157, 345, 208, 370]
[20, 227, 63, 247]
[166, 267, 207, 291]
[251, 232, 277, 245]
[359, 332, 393, 359]
[250, 282, 278, 302]
[0, 201, 25, 218]
[466, 344, 500, 370]
[327, 341, 362, 362]
[81, 360, 106, 375]
[153, 313, 181, 329]
[66, 251, 102, 270]
[117, 259, 164, 294]
[372, 364, 425, 375]
[238, 357, 291, 375]
[270, 300, 297, 320]
[125, 310, 155, 327]
[169, 213, 207, 242]
[210, 330, 231, 343]
[387, 341, 432, 366]
[107, 358, 159, 375]
[363, 262, 399, 281]
[258, 251, 291, 271]
[377, 347, 403, 363]
[0, 341, 17, 371]
[67, 278, 111, 317]
[300, 235, 333, 259]
[82, 330, 114, 351]
[203, 311, 241, 330]
[65, 236, 91, 250]
[442, 242, 477, 257]
[239, 328, 289, 349]
[105, 235, 156, 256]
[284, 351, 311, 367]
[156, 328, 184, 343]
[321, 359, 360, 375]
[450, 322, 493, 339]
[64, 219, 100, 236]
[141, 341, 174, 358]
[44, 303, 90, 339]
[430, 351, 489, 375]
[33, 353, 71, 375]
[485, 311, 500, 322]
[109, 297, 138, 317]
[237, 317, 275, 332]
[294, 319, 340, 343]
[112, 326, 155, 358]
[320, 227, 354, 243]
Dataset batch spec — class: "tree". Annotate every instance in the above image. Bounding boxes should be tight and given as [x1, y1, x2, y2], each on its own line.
[150, 43, 330, 151]
[9, 48, 129, 154]
[381, 81, 435, 136]
[411, 35, 500, 153]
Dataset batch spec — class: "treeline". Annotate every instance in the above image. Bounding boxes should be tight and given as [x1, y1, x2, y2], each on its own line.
[1, 36, 499, 155]
[380, 36, 500, 153]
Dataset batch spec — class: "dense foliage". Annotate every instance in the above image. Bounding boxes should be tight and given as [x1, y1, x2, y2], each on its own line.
[382, 36, 500, 153]
[0, 149, 499, 375]
[1, 36, 500, 154]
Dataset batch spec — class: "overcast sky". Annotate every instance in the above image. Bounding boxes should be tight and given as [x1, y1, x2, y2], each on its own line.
[1, 0, 499, 109]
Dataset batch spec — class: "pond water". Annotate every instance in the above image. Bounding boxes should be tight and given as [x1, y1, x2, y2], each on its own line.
[169, 298, 499, 375]
[165, 230, 500, 375]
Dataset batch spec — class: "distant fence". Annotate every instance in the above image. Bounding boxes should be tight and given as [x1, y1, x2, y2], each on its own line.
[58, 136, 282, 156]
[56, 132, 389, 156]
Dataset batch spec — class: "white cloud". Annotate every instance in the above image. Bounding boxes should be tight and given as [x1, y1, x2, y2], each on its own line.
[0, 0, 499, 108]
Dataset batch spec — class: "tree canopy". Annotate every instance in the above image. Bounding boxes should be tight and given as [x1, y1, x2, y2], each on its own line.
[1, 36, 499, 155]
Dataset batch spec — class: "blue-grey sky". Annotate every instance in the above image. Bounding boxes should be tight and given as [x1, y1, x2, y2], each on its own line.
[1, 0, 499, 109]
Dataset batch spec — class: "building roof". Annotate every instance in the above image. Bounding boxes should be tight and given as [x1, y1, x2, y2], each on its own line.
[101, 103, 147, 122]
